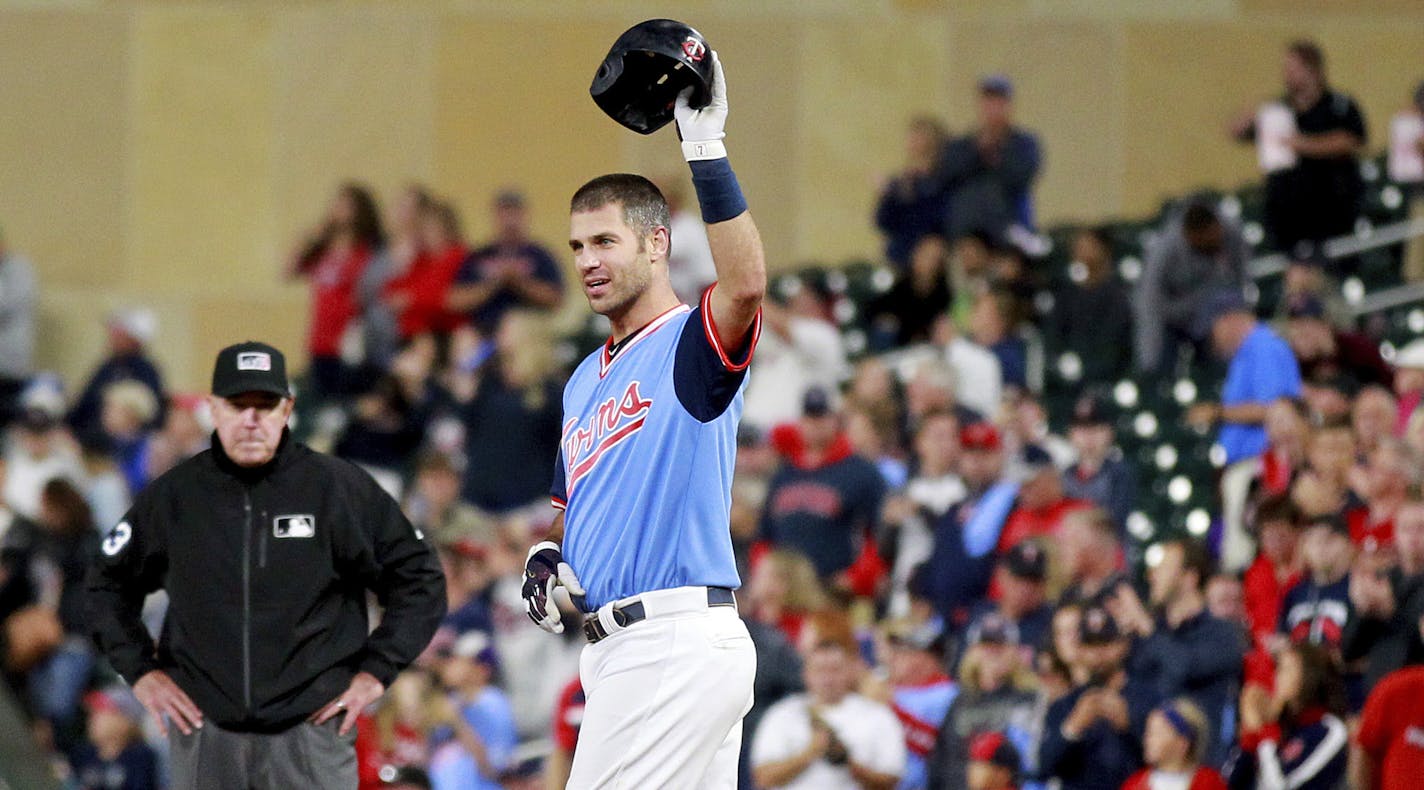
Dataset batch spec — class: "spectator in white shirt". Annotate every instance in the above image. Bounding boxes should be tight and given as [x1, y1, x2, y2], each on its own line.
[752, 639, 906, 790]
[933, 315, 1003, 420]
[744, 285, 850, 432]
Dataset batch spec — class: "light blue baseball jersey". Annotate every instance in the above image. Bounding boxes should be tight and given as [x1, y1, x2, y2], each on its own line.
[552, 288, 761, 610]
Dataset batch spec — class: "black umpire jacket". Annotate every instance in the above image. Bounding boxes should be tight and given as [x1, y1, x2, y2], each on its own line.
[87, 431, 446, 733]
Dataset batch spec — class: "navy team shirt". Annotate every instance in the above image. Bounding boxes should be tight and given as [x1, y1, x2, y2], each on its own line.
[552, 288, 760, 610]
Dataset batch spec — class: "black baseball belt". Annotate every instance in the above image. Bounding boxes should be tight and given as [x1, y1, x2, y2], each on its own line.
[582, 586, 737, 644]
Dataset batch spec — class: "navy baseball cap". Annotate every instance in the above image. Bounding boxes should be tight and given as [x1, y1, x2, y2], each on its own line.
[979, 74, 1014, 98]
[968, 612, 1021, 646]
[1003, 540, 1048, 581]
[1078, 605, 1122, 645]
[1070, 394, 1113, 427]
[802, 386, 833, 417]
[212, 341, 290, 398]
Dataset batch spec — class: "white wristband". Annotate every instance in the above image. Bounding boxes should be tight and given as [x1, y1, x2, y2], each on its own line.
[682, 139, 728, 162]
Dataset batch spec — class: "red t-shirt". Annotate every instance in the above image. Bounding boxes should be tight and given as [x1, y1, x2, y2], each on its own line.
[305, 243, 372, 357]
[1347, 507, 1395, 554]
[354, 714, 428, 790]
[1357, 666, 1424, 790]
[1121, 766, 1228, 790]
[1243, 553, 1301, 647]
[995, 498, 1092, 553]
[552, 676, 586, 753]
[384, 244, 468, 337]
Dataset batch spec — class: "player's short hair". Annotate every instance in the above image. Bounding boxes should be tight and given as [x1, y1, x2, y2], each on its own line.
[571, 174, 671, 240]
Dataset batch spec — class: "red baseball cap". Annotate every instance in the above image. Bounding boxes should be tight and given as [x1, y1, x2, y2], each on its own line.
[960, 422, 1001, 451]
[969, 731, 1020, 776]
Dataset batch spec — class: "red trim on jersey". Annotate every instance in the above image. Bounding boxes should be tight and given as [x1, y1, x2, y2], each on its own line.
[699, 283, 761, 372]
[550, 496, 567, 511]
[598, 303, 691, 378]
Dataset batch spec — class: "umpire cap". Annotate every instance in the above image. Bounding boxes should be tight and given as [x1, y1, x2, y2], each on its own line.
[212, 341, 290, 398]
[591, 19, 714, 134]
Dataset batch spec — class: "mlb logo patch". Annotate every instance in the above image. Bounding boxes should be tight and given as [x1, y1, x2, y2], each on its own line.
[273, 514, 315, 538]
[237, 352, 272, 371]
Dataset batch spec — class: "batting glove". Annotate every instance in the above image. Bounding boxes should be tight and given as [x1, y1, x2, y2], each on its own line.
[675, 50, 728, 162]
[522, 541, 586, 634]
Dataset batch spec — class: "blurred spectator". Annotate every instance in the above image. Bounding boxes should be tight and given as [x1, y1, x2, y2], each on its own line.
[995, 455, 1089, 554]
[1349, 437, 1414, 553]
[882, 410, 965, 616]
[1293, 417, 1358, 521]
[1206, 573, 1247, 627]
[1261, 397, 1311, 499]
[1115, 539, 1244, 765]
[380, 766, 433, 790]
[1057, 509, 1127, 608]
[446, 189, 563, 335]
[1392, 339, 1424, 433]
[1134, 203, 1248, 374]
[1285, 296, 1392, 392]
[99, 380, 159, 496]
[142, 394, 209, 482]
[362, 185, 433, 370]
[745, 549, 830, 647]
[1047, 228, 1133, 387]
[545, 676, 584, 790]
[938, 75, 1041, 241]
[964, 541, 1053, 665]
[752, 638, 906, 790]
[356, 670, 442, 789]
[1061, 396, 1135, 532]
[966, 732, 1022, 790]
[0, 228, 36, 429]
[76, 434, 129, 534]
[919, 423, 1017, 628]
[762, 389, 886, 587]
[661, 180, 718, 304]
[455, 311, 563, 515]
[383, 200, 469, 341]
[1121, 699, 1227, 790]
[287, 182, 385, 400]
[932, 318, 1002, 421]
[5, 388, 81, 520]
[745, 285, 849, 431]
[430, 631, 517, 790]
[1242, 494, 1303, 649]
[67, 309, 165, 442]
[969, 291, 1028, 392]
[1279, 515, 1354, 649]
[405, 454, 496, 547]
[846, 406, 907, 489]
[1188, 291, 1302, 466]
[21, 479, 100, 744]
[0, 454, 63, 688]
[334, 373, 428, 494]
[876, 117, 951, 268]
[1352, 386, 1399, 457]
[998, 394, 1074, 474]
[1230, 40, 1366, 259]
[884, 621, 957, 790]
[1038, 606, 1155, 790]
[434, 539, 495, 641]
[69, 688, 159, 790]
[1231, 643, 1348, 790]
[1344, 501, 1424, 687]
[868, 234, 953, 350]
[927, 617, 1037, 789]
[1354, 661, 1424, 790]
[904, 357, 985, 433]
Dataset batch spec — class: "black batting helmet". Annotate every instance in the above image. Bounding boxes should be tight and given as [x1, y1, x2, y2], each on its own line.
[590, 19, 714, 135]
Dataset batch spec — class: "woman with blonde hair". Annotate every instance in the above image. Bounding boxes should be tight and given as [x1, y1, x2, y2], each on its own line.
[747, 548, 831, 646]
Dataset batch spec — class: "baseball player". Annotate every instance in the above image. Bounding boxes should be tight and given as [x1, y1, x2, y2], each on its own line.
[521, 51, 765, 788]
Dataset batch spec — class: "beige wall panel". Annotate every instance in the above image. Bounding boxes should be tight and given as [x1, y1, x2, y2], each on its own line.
[38, 290, 198, 397]
[0, 8, 129, 290]
[271, 6, 438, 254]
[188, 292, 308, 393]
[129, 6, 276, 294]
[948, 18, 1127, 224]
[794, 17, 953, 263]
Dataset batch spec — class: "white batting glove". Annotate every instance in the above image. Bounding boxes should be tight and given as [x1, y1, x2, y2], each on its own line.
[522, 541, 587, 634]
[675, 50, 728, 162]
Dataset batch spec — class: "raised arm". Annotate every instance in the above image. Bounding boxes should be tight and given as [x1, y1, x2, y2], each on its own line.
[675, 52, 766, 351]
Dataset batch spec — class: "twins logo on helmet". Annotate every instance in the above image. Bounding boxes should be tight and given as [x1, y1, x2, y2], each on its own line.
[682, 37, 706, 62]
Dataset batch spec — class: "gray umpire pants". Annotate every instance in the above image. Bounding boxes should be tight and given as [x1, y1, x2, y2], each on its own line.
[168, 718, 357, 790]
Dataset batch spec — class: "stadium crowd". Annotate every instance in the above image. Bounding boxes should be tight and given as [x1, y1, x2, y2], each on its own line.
[1, 36, 1424, 790]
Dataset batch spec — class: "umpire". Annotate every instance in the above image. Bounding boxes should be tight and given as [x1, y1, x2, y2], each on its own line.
[87, 341, 446, 789]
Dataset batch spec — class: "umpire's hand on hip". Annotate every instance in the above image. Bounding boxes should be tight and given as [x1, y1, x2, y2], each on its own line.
[133, 670, 204, 736]
[522, 541, 586, 634]
[310, 671, 385, 736]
